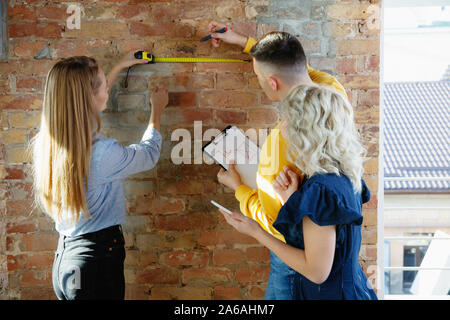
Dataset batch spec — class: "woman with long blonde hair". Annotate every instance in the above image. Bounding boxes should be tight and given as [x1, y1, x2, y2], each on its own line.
[220, 84, 378, 299]
[31, 52, 168, 299]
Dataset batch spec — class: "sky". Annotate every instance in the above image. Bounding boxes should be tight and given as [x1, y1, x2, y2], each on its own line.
[383, 6, 450, 82]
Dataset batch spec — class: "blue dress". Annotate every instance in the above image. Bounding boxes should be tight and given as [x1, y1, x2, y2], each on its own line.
[273, 173, 378, 300]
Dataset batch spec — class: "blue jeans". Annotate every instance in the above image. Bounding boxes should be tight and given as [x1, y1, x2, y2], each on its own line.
[52, 225, 126, 300]
[265, 251, 298, 300]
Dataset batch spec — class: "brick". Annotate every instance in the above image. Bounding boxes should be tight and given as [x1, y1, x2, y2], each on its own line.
[200, 91, 258, 108]
[64, 22, 128, 39]
[354, 106, 379, 124]
[363, 210, 377, 227]
[324, 22, 357, 38]
[168, 92, 196, 107]
[117, 39, 152, 54]
[20, 269, 52, 287]
[195, 62, 253, 73]
[363, 193, 378, 210]
[338, 75, 379, 90]
[6, 221, 37, 234]
[7, 252, 53, 271]
[0, 77, 9, 92]
[123, 180, 155, 197]
[0, 60, 53, 76]
[5, 147, 32, 163]
[136, 232, 197, 250]
[8, 4, 37, 22]
[150, 197, 185, 215]
[0, 129, 27, 144]
[129, 22, 192, 38]
[52, 40, 89, 58]
[8, 111, 41, 129]
[5, 200, 35, 217]
[236, 266, 270, 284]
[84, 5, 118, 21]
[9, 23, 62, 38]
[247, 285, 266, 299]
[246, 246, 270, 263]
[336, 57, 357, 75]
[213, 248, 243, 266]
[361, 226, 377, 245]
[37, 6, 67, 20]
[12, 41, 47, 57]
[20, 287, 56, 300]
[0, 95, 43, 111]
[117, 94, 147, 111]
[182, 268, 233, 285]
[150, 75, 214, 92]
[154, 213, 217, 231]
[217, 73, 246, 90]
[366, 56, 380, 73]
[117, 5, 149, 20]
[214, 286, 241, 300]
[215, 1, 245, 19]
[215, 109, 247, 125]
[159, 179, 212, 195]
[363, 175, 378, 193]
[363, 158, 378, 175]
[125, 285, 150, 300]
[22, 233, 58, 252]
[139, 250, 158, 267]
[336, 39, 380, 55]
[327, 4, 373, 20]
[122, 215, 152, 233]
[16, 77, 43, 92]
[198, 231, 258, 246]
[119, 75, 149, 92]
[247, 108, 279, 124]
[136, 267, 179, 285]
[160, 250, 209, 268]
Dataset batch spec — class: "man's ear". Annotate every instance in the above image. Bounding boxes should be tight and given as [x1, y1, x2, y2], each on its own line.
[268, 76, 279, 91]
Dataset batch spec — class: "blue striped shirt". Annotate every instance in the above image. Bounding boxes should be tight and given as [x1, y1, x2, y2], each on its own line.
[55, 126, 162, 236]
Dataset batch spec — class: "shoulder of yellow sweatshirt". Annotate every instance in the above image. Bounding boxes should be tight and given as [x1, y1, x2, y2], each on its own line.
[235, 37, 348, 242]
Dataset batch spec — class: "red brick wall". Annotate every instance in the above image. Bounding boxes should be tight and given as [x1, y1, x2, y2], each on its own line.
[0, 0, 380, 299]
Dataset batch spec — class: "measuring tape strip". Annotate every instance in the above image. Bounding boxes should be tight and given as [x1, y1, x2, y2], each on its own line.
[124, 51, 251, 88]
[134, 51, 251, 63]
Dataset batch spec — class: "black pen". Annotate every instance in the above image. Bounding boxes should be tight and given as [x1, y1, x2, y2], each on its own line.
[201, 27, 228, 42]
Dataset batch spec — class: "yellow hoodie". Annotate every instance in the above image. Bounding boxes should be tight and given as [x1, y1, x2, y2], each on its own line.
[235, 37, 348, 242]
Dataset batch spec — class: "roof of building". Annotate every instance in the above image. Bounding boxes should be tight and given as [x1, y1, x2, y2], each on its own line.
[383, 80, 450, 193]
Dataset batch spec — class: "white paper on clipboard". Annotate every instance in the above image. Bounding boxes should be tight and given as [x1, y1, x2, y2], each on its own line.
[203, 126, 260, 190]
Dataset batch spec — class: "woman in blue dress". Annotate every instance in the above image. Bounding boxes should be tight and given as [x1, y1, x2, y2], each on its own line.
[220, 84, 378, 300]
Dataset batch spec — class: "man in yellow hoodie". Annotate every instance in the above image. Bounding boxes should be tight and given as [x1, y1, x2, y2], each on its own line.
[209, 21, 347, 299]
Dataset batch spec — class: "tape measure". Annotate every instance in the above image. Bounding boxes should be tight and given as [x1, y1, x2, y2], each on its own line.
[124, 51, 251, 88]
[134, 51, 251, 64]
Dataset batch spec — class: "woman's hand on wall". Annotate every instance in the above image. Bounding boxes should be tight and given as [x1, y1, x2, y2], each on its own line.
[149, 85, 168, 132]
[272, 166, 299, 205]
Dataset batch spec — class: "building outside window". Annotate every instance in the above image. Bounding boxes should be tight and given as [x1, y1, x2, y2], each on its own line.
[382, 0, 450, 299]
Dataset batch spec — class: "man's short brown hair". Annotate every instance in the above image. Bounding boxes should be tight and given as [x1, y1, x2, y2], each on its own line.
[250, 32, 307, 74]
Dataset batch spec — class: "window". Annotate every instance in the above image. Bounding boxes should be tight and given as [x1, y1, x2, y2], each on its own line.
[0, 0, 7, 61]
[381, 0, 450, 299]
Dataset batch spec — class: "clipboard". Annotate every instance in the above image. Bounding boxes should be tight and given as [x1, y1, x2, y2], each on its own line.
[202, 125, 260, 190]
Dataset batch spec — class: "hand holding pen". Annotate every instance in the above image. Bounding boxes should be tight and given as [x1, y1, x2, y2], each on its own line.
[206, 21, 248, 48]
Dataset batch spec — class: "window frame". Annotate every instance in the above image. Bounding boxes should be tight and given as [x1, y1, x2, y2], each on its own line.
[0, 0, 8, 61]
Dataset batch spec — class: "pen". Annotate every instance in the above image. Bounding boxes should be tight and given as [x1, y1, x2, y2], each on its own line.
[201, 27, 228, 42]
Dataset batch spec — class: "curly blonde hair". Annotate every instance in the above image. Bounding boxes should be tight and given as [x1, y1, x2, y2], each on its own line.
[280, 84, 365, 192]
